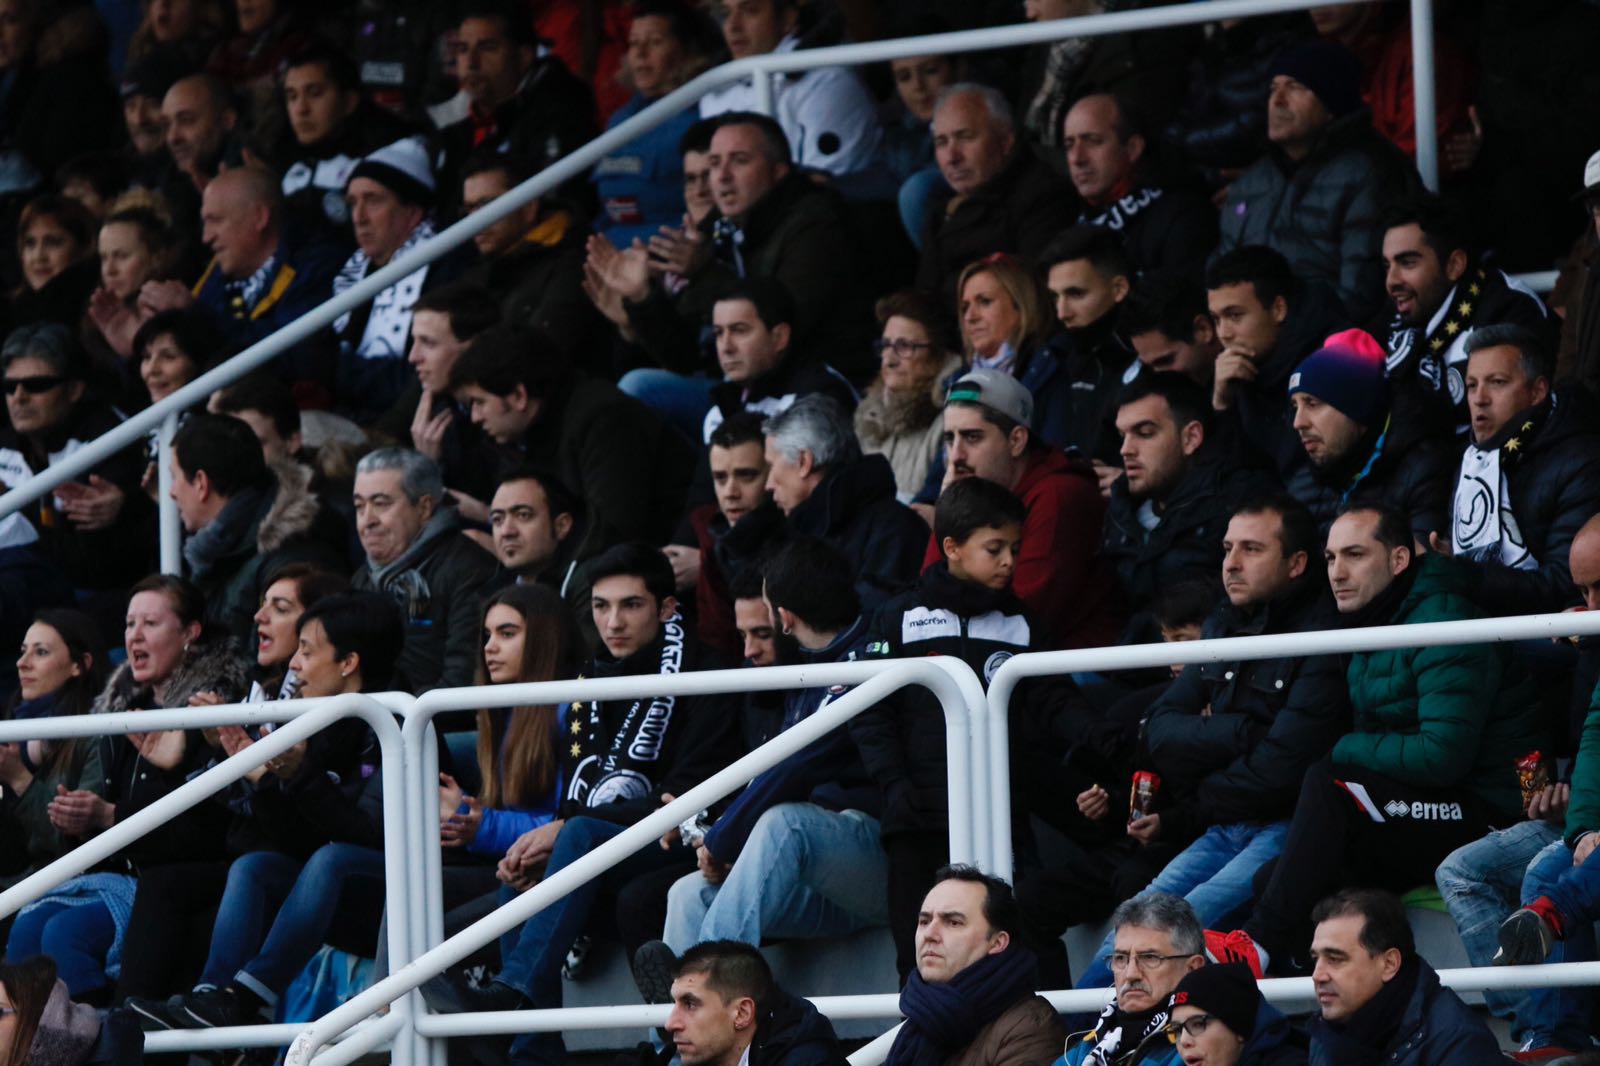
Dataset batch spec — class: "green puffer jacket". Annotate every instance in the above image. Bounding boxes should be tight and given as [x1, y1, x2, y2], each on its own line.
[1334, 554, 1543, 821]
[1564, 683, 1600, 847]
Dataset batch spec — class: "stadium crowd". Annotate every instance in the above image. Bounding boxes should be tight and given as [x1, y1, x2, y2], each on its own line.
[3, 0, 1600, 1062]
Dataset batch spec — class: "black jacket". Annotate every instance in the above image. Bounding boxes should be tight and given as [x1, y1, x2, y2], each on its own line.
[1078, 181, 1219, 282]
[1032, 314, 1138, 464]
[1282, 409, 1453, 545]
[461, 217, 601, 363]
[1459, 393, 1600, 616]
[916, 150, 1080, 305]
[1145, 580, 1351, 842]
[563, 617, 739, 826]
[224, 718, 383, 859]
[786, 453, 928, 610]
[1308, 958, 1505, 1066]
[622, 987, 847, 1066]
[702, 357, 859, 444]
[1103, 453, 1277, 641]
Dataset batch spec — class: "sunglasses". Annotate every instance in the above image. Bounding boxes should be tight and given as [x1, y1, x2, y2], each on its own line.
[3, 375, 65, 395]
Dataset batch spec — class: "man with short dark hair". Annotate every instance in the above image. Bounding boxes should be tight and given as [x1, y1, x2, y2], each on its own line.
[1064, 94, 1217, 280]
[1102, 372, 1273, 643]
[1217, 41, 1418, 321]
[916, 84, 1078, 302]
[1307, 889, 1502, 1062]
[1123, 276, 1222, 389]
[1209, 505, 1544, 978]
[888, 866, 1062, 1066]
[1446, 324, 1600, 616]
[211, 373, 307, 464]
[1284, 329, 1453, 544]
[170, 414, 349, 642]
[487, 466, 595, 652]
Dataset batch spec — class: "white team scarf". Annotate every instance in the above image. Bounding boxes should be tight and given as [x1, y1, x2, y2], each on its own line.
[1452, 442, 1535, 570]
[332, 218, 436, 361]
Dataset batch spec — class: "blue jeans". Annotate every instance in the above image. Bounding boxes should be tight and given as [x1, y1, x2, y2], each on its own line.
[201, 845, 385, 1006]
[1075, 821, 1288, 991]
[617, 369, 716, 445]
[5, 900, 115, 995]
[662, 804, 887, 953]
[1436, 819, 1560, 1040]
[1519, 838, 1600, 1051]
[496, 816, 685, 1066]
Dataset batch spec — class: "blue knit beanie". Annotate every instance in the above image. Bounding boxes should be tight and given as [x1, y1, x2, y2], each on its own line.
[1287, 328, 1389, 427]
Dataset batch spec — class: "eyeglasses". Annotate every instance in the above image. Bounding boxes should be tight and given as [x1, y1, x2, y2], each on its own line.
[0, 1005, 15, 1018]
[872, 338, 934, 358]
[2, 375, 64, 395]
[1103, 951, 1195, 973]
[1167, 1014, 1215, 1039]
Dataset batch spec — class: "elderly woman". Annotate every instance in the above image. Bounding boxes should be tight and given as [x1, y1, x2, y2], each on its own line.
[854, 290, 963, 502]
[1165, 963, 1305, 1066]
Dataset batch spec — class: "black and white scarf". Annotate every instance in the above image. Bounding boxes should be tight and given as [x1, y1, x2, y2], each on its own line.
[1077, 998, 1171, 1066]
[565, 613, 685, 809]
[332, 218, 436, 360]
[1452, 397, 1553, 569]
[1081, 186, 1164, 233]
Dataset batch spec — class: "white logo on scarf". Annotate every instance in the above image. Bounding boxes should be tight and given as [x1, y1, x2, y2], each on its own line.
[1452, 446, 1535, 570]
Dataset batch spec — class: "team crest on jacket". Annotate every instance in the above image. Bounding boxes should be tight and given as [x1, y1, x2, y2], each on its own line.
[983, 651, 1013, 685]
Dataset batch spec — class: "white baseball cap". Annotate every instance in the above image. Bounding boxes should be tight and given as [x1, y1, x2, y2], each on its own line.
[1585, 148, 1600, 194]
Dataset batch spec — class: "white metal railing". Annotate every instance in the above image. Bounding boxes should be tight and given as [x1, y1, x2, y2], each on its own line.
[0, 0, 1435, 568]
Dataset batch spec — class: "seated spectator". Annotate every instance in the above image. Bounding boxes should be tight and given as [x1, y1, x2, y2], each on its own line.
[127, 591, 402, 1030]
[244, 562, 348, 701]
[594, 0, 723, 248]
[0, 324, 156, 617]
[931, 370, 1120, 650]
[459, 153, 599, 359]
[1055, 894, 1206, 1066]
[433, 0, 596, 209]
[450, 324, 696, 554]
[1123, 275, 1222, 389]
[858, 477, 1037, 976]
[1284, 330, 1452, 544]
[0, 956, 110, 1065]
[204, 0, 312, 154]
[687, 414, 784, 659]
[1308, 889, 1503, 1063]
[613, 111, 871, 383]
[855, 290, 964, 503]
[885, 866, 1062, 1066]
[277, 41, 415, 244]
[117, 48, 191, 193]
[421, 544, 738, 1066]
[168, 414, 349, 643]
[1036, 227, 1137, 465]
[1165, 962, 1307, 1066]
[1064, 94, 1218, 280]
[83, 202, 180, 377]
[1207, 245, 1352, 474]
[1217, 41, 1417, 322]
[654, 940, 847, 1066]
[488, 467, 593, 648]
[697, 0, 880, 182]
[881, 47, 958, 241]
[762, 395, 927, 609]
[161, 73, 239, 197]
[128, 314, 217, 440]
[952, 253, 1065, 432]
[1071, 494, 1348, 992]
[1379, 197, 1553, 439]
[331, 136, 473, 421]
[7, 194, 99, 334]
[349, 448, 501, 693]
[638, 537, 881, 977]
[1447, 326, 1600, 616]
[701, 278, 857, 442]
[1, 610, 109, 887]
[1554, 149, 1600, 395]
[4, 576, 245, 1000]
[1103, 372, 1272, 643]
[915, 84, 1077, 304]
[57, 153, 137, 223]
[127, 0, 225, 71]
[1210, 506, 1543, 977]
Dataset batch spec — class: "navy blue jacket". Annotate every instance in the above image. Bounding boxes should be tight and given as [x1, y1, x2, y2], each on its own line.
[1309, 960, 1504, 1066]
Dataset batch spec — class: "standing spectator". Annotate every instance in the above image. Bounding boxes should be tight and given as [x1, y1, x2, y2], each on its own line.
[331, 137, 471, 422]
[854, 290, 963, 502]
[1063, 94, 1218, 280]
[595, 0, 723, 248]
[885, 867, 1063, 1066]
[348, 449, 501, 694]
[1216, 41, 1417, 322]
[7, 195, 100, 333]
[698, 0, 881, 183]
[763, 395, 928, 609]
[434, 0, 597, 210]
[1209, 507, 1544, 978]
[915, 84, 1078, 304]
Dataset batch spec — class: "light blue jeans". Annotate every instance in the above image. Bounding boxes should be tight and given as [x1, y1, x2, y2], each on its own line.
[1075, 821, 1288, 990]
[1518, 837, 1600, 1052]
[1435, 819, 1561, 1041]
[662, 803, 888, 953]
[617, 369, 716, 445]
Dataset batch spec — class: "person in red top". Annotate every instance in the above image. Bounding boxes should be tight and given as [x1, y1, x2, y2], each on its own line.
[923, 369, 1122, 650]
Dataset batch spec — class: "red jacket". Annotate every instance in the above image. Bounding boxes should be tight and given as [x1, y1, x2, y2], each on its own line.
[923, 449, 1123, 651]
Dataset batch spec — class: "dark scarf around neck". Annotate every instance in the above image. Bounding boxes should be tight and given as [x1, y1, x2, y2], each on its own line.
[1315, 955, 1419, 1058]
[886, 945, 1039, 1066]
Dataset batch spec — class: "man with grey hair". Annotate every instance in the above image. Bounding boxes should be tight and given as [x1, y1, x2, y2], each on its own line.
[350, 447, 501, 693]
[763, 395, 926, 608]
[1060, 893, 1205, 1066]
[915, 83, 1077, 303]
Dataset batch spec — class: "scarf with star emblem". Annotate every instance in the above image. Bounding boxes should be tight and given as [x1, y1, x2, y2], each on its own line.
[1451, 395, 1554, 568]
[1385, 266, 1490, 425]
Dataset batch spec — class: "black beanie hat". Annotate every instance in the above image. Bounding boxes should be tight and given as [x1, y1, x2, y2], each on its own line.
[1169, 963, 1260, 1039]
[1269, 40, 1364, 120]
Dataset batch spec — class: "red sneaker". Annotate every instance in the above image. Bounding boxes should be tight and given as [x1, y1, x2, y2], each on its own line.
[1204, 929, 1265, 979]
[1509, 1048, 1579, 1062]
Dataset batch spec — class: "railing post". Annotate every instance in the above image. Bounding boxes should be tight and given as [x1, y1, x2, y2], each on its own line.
[1410, 0, 1439, 191]
[752, 68, 774, 116]
[157, 411, 181, 575]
